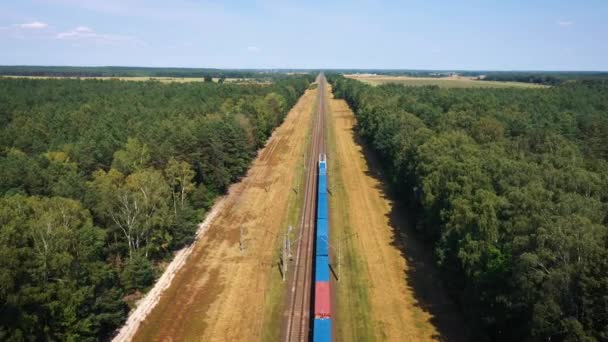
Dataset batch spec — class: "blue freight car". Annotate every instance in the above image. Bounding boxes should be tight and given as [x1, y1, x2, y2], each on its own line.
[316, 234, 329, 256]
[318, 174, 327, 194]
[317, 192, 328, 219]
[317, 218, 328, 239]
[315, 255, 330, 282]
[313, 318, 331, 342]
[314, 155, 332, 342]
[316, 218, 328, 256]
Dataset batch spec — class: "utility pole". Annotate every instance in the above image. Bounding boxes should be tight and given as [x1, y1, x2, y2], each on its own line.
[338, 238, 342, 282]
[328, 232, 356, 282]
[287, 225, 293, 259]
[240, 225, 245, 254]
[282, 231, 286, 282]
[282, 225, 293, 282]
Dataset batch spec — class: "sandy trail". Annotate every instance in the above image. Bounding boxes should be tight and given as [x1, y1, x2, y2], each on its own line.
[114, 86, 316, 342]
[327, 85, 466, 341]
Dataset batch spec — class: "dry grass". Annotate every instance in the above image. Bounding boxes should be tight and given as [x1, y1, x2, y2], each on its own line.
[345, 74, 546, 88]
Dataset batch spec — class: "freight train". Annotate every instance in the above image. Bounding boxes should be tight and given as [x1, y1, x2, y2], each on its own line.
[313, 154, 331, 342]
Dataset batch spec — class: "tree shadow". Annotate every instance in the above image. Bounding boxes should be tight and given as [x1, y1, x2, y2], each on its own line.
[353, 131, 470, 341]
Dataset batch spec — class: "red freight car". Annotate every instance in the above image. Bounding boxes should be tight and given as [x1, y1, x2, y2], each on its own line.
[314, 281, 331, 318]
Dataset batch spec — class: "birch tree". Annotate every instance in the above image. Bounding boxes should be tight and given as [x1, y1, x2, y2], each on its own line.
[164, 157, 195, 217]
[89, 168, 170, 258]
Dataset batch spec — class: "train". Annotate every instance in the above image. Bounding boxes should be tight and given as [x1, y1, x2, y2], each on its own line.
[313, 154, 331, 342]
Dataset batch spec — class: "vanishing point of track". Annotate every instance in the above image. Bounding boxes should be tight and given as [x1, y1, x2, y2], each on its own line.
[283, 74, 327, 342]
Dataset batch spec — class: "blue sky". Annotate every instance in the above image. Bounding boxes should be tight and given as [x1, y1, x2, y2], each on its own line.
[1, 0, 606, 70]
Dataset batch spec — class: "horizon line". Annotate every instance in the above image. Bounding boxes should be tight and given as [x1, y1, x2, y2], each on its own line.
[1, 65, 608, 73]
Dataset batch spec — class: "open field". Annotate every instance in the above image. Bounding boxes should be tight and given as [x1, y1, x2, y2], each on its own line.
[345, 74, 547, 88]
[326, 84, 467, 341]
[127, 86, 316, 341]
[0, 75, 263, 83]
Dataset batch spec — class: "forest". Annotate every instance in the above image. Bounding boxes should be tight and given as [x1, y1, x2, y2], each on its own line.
[329, 75, 608, 341]
[0, 74, 313, 340]
[480, 71, 608, 85]
[0, 66, 274, 79]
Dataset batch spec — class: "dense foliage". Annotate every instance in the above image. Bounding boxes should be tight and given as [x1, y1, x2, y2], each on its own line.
[329, 75, 608, 341]
[0, 66, 278, 79]
[481, 72, 608, 85]
[0, 74, 313, 340]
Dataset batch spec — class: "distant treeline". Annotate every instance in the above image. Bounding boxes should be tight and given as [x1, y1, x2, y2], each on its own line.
[480, 71, 608, 85]
[336, 69, 608, 84]
[0, 74, 314, 340]
[329, 75, 608, 341]
[0, 66, 280, 79]
[4, 67, 607, 85]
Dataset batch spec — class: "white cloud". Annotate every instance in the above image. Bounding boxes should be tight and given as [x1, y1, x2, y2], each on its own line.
[0, 22, 50, 39]
[557, 21, 574, 27]
[0, 21, 144, 47]
[247, 46, 260, 53]
[19, 21, 49, 29]
[74, 26, 93, 33]
[39, 0, 236, 24]
[55, 26, 145, 46]
[56, 26, 95, 39]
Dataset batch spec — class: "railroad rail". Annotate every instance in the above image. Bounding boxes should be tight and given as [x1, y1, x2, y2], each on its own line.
[283, 74, 327, 342]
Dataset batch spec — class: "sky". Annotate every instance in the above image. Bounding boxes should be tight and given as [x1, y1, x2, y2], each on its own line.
[0, 0, 607, 70]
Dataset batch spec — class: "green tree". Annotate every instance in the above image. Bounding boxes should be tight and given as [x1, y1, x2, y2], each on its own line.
[164, 158, 195, 217]
[328, 74, 608, 340]
[111, 138, 151, 174]
[88, 168, 171, 258]
[0, 195, 125, 340]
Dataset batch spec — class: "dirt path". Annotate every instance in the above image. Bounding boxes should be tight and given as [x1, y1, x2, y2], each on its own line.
[125, 86, 316, 341]
[327, 85, 466, 341]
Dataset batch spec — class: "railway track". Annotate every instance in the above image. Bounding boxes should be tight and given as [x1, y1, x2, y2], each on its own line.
[283, 74, 327, 342]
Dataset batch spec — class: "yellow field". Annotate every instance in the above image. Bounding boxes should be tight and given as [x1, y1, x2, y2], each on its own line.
[345, 74, 546, 88]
